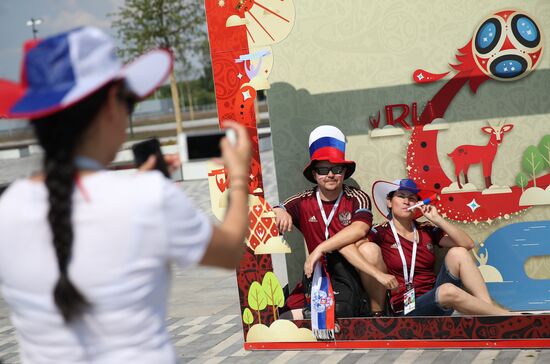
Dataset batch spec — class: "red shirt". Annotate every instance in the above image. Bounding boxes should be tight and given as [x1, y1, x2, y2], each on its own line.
[282, 185, 373, 253]
[368, 222, 444, 313]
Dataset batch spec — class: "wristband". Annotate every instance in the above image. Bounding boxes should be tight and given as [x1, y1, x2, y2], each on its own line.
[273, 203, 286, 211]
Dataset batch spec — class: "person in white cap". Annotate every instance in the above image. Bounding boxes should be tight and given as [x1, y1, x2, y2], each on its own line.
[275, 125, 398, 319]
[369, 178, 509, 316]
[0, 27, 251, 363]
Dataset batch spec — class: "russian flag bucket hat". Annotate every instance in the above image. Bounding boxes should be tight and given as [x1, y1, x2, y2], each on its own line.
[0, 26, 172, 119]
[303, 125, 356, 183]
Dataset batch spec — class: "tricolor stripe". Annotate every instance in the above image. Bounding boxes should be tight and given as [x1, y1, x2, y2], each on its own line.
[311, 262, 335, 340]
[309, 137, 345, 157]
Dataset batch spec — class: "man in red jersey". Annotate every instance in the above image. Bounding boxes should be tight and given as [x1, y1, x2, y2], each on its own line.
[274, 125, 398, 319]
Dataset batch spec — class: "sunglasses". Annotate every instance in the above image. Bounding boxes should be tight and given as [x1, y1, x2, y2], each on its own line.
[314, 165, 345, 175]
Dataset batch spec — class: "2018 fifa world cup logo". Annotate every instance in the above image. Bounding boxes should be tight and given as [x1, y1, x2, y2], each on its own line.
[473, 11, 542, 81]
[408, 9, 546, 223]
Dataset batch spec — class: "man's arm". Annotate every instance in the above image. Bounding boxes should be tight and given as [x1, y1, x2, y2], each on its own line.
[304, 223, 398, 290]
[339, 243, 399, 290]
[303, 187, 374, 275]
[273, 192, 302, 233]
[303, 220, 370, 277]
[313, 220, 370, 253]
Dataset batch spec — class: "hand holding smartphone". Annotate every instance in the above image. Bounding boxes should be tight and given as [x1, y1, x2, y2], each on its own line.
[131, 138, 171, 178]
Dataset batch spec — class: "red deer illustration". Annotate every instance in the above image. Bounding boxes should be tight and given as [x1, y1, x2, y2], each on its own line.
[448, 122, 513, 189]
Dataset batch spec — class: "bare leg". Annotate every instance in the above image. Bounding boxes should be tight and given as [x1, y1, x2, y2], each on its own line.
[347, 241, 387, 312]
[279, 309, 303, 320]
[442, 247, 509, 315]
[444, 247, 492, 303]
[437, 283, 508, 315]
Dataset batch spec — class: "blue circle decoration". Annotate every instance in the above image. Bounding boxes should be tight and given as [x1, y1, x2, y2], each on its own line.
[515, 16, 538, 42]
[475, 18, 501, 54]
[511, 14, 541, 48]
[490, 55, 527, 79]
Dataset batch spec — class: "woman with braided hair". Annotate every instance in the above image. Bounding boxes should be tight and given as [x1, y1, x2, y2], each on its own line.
[0, 27, 251, 363]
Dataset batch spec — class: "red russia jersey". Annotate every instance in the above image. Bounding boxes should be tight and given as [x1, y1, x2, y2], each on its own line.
[282, 184, 373, 254]
[368, 222, 445, 313]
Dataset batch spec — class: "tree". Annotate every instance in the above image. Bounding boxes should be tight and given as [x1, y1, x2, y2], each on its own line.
[538, 135, 550, 167]
[515, 172, 529, 191]
[247, 281, 267, 324]
[521, 146, 545, 187]
[242, 308, 254, 329]
[261, 272, 284, 320]
[110, 0, 207, 129]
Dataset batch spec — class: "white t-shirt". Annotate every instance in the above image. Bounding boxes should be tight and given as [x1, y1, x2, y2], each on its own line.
[0, 171, 213, 364]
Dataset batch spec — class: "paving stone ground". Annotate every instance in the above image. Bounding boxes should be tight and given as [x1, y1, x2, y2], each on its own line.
[0, 147, 548, 363]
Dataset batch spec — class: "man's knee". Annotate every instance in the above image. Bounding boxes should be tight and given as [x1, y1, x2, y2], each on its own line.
[437, 283, 462, 307]
[357, 241, 383, 264]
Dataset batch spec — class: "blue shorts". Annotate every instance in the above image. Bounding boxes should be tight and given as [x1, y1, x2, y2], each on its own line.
[404, 262, 463, 316]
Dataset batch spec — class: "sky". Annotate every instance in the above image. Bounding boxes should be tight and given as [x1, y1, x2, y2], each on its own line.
[0, 0, 124, 81]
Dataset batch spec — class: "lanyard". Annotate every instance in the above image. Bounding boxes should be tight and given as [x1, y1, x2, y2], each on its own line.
[315, 189, 343, 240]
[389, 220, 418, 287]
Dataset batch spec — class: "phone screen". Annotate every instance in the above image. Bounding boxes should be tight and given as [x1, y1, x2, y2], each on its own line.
[186, 131, 226, 160]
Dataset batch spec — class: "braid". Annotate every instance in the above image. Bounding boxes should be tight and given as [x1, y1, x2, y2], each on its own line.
[32, 81, 118, 322]
[45, 150, 87, 322]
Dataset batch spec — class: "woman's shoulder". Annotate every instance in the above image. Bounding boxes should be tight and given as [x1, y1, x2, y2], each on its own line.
[95, 171, 175, 201]
[371, 221, 390, 233]
[0, 179, 39, 203]
[88, 170, 168, 189]
[368, 221, 391, 241]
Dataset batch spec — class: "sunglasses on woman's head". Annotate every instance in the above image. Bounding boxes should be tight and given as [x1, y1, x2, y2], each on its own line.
[314, 165, 345, 175]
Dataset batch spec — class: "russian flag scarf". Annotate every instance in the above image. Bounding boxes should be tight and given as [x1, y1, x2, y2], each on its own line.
[310, 261, 335, 340]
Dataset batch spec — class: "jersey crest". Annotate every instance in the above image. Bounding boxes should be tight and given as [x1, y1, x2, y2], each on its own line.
[338, 210, 352, 226]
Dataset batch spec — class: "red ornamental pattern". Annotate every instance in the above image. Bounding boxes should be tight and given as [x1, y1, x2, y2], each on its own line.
[212, 54, 246, 101]
[204, 0, 276, 335]
[293, 315, 550, 341]
[247, 195, 280, 250]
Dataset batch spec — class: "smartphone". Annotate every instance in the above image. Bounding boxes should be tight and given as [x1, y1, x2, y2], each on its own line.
[131, 138, 170, 178]
[186, 128, 237, 160]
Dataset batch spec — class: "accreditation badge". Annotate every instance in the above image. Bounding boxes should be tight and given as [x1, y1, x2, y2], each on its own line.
[403, 287, 416, 315]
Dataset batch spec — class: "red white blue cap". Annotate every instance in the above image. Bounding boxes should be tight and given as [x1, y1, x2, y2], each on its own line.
[303, 125, 356, 183]
[0, 26, 173, 119]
